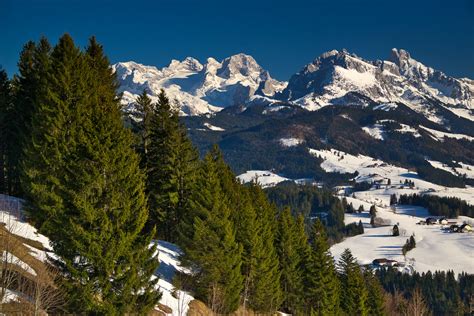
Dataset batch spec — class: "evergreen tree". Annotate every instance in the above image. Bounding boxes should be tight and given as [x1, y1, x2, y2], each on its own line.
[276, 208, 306, 314]
[393, 224, 400, 236]
[135, 89, 153, 160]
[338, 249, 369, 316]
[181, 152, 243, 313]
[305, 219, 340, 315]
[246, 183, 283, 313]
[21, 34, 160, 314]
[358, 220, 365, 234]
[146, 89, 199, 242]
[11, 37, 52, 196]
[0, 68, 11, 194]
[364, 268, 385, 316]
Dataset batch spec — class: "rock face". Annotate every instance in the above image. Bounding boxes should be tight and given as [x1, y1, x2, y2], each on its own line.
[114, 49, 473, 123]
[277, 49, 473, 122]
[112, 53, 287, 116]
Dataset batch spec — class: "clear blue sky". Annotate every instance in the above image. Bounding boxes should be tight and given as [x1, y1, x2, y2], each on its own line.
[1, 0, 473, 80]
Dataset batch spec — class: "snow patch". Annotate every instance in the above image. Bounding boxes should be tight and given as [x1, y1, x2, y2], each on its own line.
[279, 137, 304, 147]
[237, 170, 290, 188]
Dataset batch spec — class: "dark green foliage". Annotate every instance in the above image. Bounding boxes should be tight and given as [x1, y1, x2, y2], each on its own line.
[246, 183, 283, 313]
[276, 209, 308, 314]
[344, 220, 364, 237]
[305, 219, 340, 315]
[402, 235, 416, 256]
[377, 268, 472, 315]
[337, 249, 369, 316]
[364, 269, 385, 316]
[390, 194, 397, 205]
[370, 205, 377, 227]
[266, 182, 358, 243]
[398, 193, 474, 218]
[144, 89, 199, 241]
[181, 152, 243, 314]
[7, 37, 52, 196]
[0, 68, 12, 194]
[392, 224, 400, 236]
[21, 34, 160, 314]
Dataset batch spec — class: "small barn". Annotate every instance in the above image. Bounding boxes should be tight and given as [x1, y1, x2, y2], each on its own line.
[372, 258, 398, 267]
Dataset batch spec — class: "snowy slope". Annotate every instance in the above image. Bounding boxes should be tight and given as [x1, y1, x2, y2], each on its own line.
[113, 54, 287, 116]
[309, 148, 474, 205]
[331, 201, 474, 275]
[237, 170, 290, 188]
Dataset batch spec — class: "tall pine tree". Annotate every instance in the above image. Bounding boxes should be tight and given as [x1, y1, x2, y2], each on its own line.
[145, 89, 199, 241]
[21, 34, 160, 314]
[305, 219, 340, 315]
[11, 37, 51, 196]
[276, 208, 307, 315]
[338, 248, 369, 316]
[0, 68, 11, 194]
[246, 183, 283, 313]
[181, 152, 243, 313]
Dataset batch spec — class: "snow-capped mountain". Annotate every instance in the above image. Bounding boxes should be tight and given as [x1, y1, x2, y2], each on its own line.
[278, 49, 473, 122]
[114, 49, 473, 123]
[113, 53, 287, 116]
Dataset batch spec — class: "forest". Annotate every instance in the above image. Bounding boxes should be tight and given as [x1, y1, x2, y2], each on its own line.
[398, 194, 474, 218]
[0, 34, 472, 315]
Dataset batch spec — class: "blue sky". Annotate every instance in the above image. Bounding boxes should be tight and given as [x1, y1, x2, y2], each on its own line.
[1, 0, 473, 80]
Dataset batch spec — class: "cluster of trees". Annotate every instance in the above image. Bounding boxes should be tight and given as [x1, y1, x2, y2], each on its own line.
[377, 268, 474, 315]
[1, 35, 161, 314]
[266, 182, 366, 243]
[398, 193, 474, 218]
[401, 235, 416, 256]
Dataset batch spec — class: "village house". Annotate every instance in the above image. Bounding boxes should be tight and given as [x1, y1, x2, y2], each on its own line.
[372, 258, 398, 267]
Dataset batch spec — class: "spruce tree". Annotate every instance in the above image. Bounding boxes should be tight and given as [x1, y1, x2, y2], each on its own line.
[11, 37, 51, 196]
[246, 183, 283, 313]
[338, 248, 369, 316]
[135, 89, 153, 160]
[0, 68, 11, 194]
[364, 268, 385, 316]
[181, 152, 243, 314]
[22, 34, 160, 314]
[146, 89, 199, 241]
[305, 219, 340, 315]
[276, 208, 306, 314]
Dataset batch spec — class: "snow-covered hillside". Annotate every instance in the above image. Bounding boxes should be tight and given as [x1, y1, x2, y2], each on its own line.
[237, 170, 290, 188]
[113, 54, 287, 116]
[331, 200, 474, 275]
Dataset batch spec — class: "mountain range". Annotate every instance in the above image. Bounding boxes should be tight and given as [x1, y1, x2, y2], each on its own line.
[114, 49, 473, 123]
[114, 49, 474, 188]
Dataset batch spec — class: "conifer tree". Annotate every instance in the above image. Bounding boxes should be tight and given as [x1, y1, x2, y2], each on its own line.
[181, 152, 243, 313]
[338, 248, 369, 316]
[21, 34, 160, 314]
[135, 90, 153, 160]
[305, 219, 340, 315]
[11, 37, 51, 196]
[146, 89, 199, 241]
[246, 183, 283, 313]
[364, 268, 385, 316]
[276, 208, 306, 314]
[0, 68, 11, 194]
